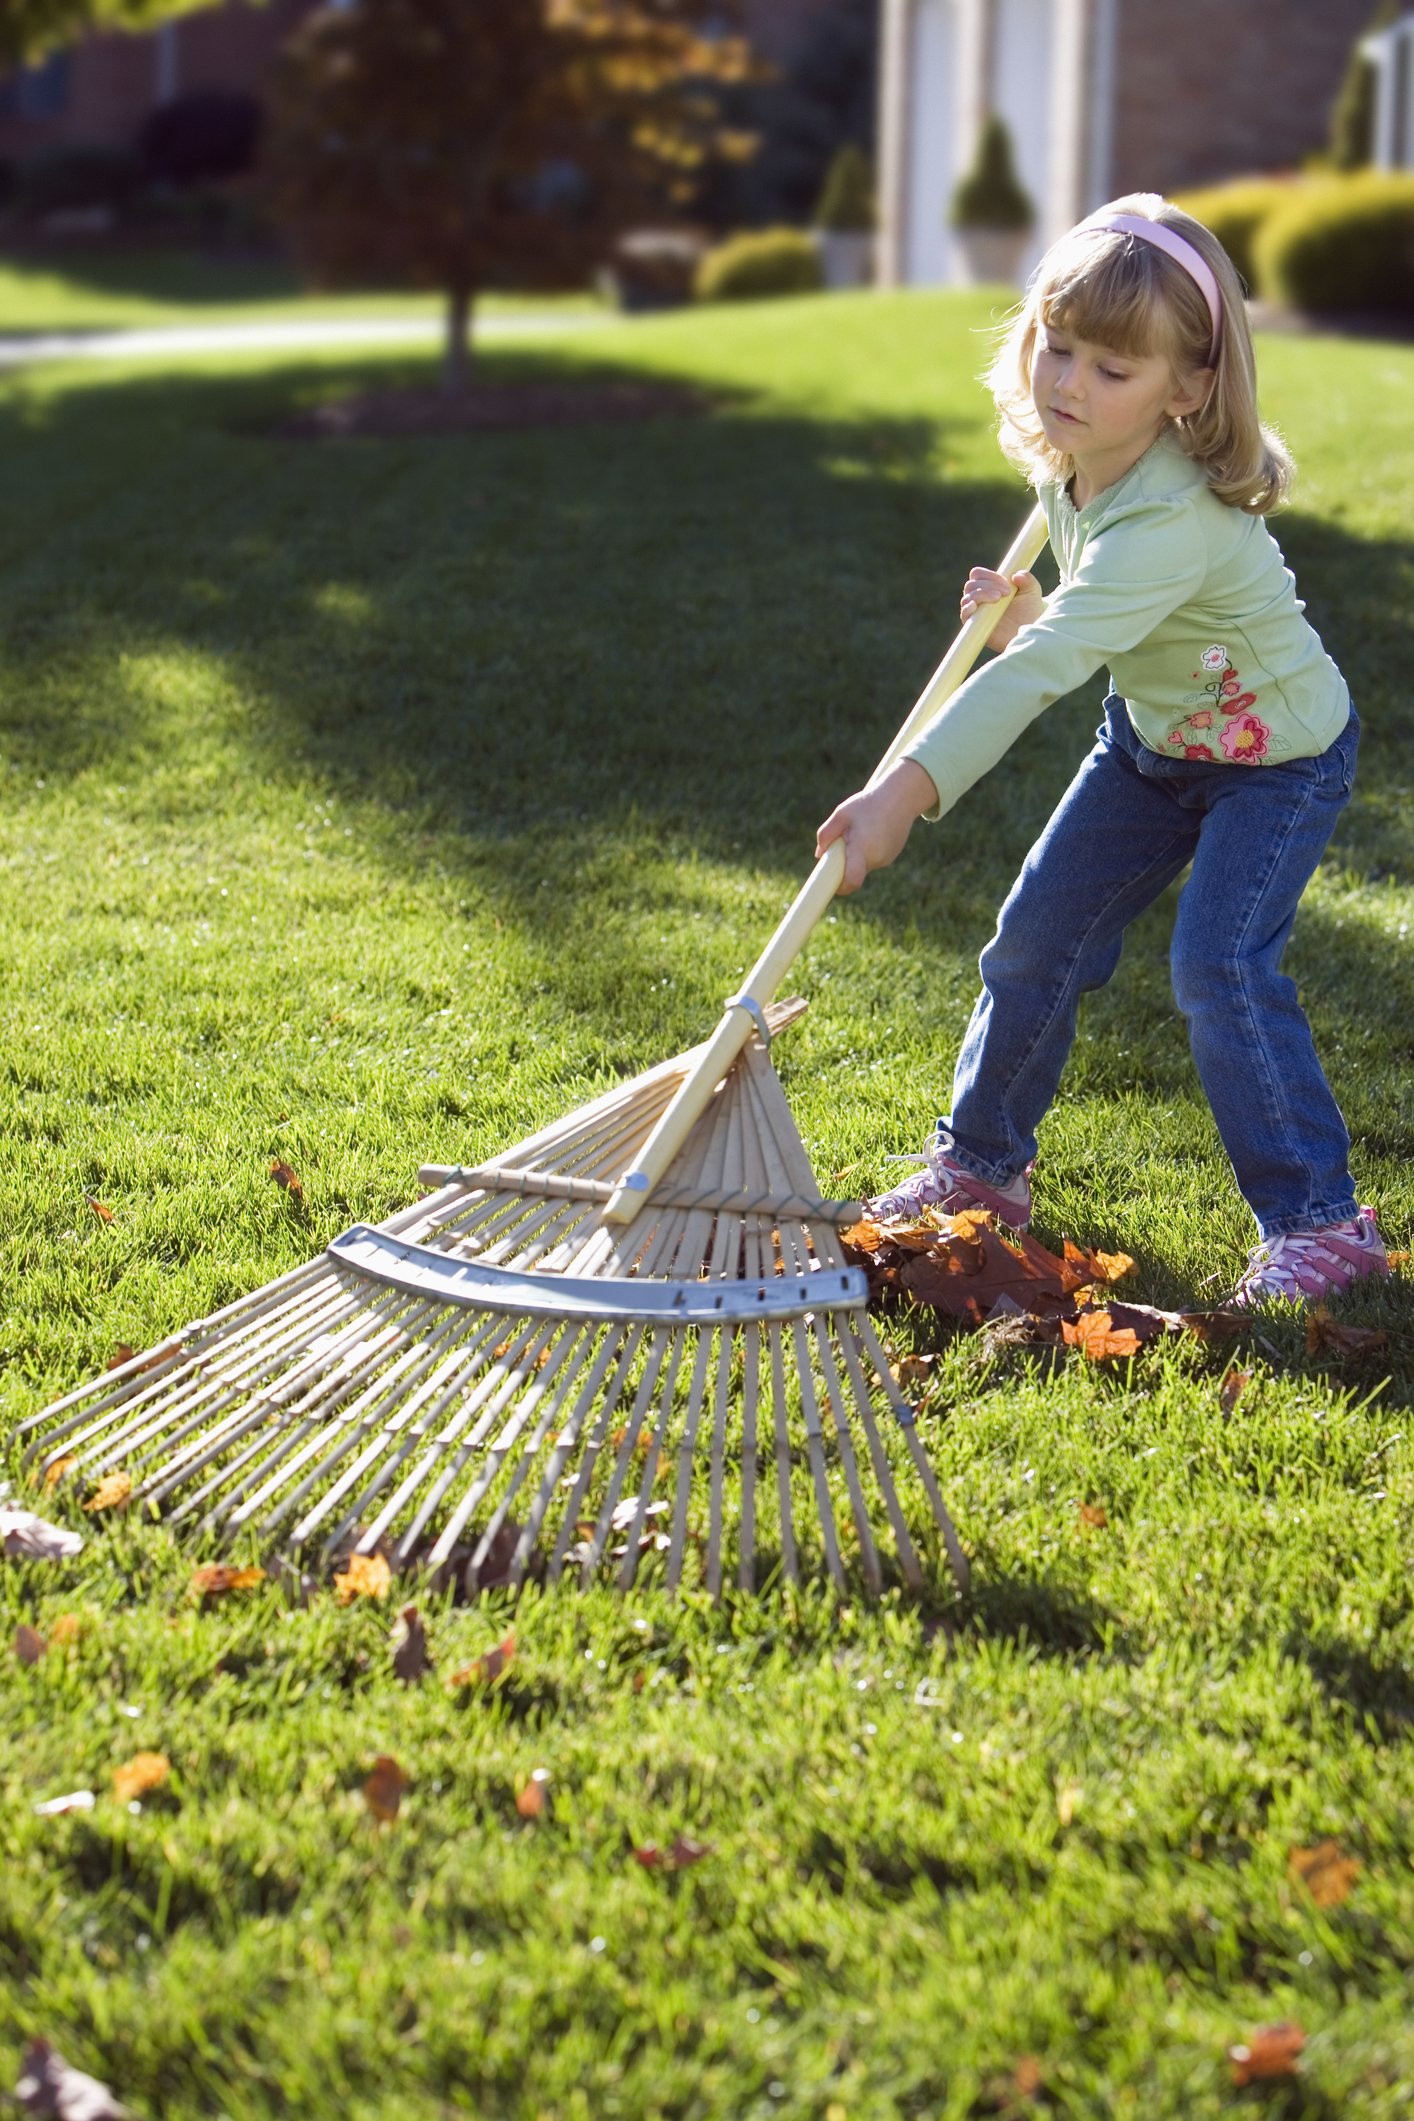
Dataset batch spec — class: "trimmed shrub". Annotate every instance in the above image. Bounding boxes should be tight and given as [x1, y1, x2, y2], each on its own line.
[696, 227, 822, 302]
[949, 114, 1032, 232]
[139, 90, 263, 187]
[815, 144, 874, 232]
[1255, 171, 1414, 316]
[1172, 177, 1299, 295]
[15, 143, 141, 219]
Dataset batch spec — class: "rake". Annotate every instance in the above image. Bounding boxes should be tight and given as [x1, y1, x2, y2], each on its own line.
[20, 505, 1049, 1598]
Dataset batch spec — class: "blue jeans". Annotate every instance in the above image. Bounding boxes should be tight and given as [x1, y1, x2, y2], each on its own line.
[945, 696, 1360, 1239]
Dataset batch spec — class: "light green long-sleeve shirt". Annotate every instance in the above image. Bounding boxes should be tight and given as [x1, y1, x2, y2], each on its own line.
[905, 431, 1349, 820]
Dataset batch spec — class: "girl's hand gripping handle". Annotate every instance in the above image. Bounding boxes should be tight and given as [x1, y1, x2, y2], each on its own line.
[600, 502, 1051, 1227]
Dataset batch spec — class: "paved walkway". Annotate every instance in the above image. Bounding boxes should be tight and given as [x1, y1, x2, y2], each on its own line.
[0, 309, 612, 368]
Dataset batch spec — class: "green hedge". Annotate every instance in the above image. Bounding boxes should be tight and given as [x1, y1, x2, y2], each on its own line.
[695, 228, 823, 303]
[1254, 171, 1414, 316]
[1171, 177, 1299, 294]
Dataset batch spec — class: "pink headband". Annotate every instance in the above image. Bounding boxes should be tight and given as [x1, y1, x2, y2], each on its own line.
[1082, 211, 1223, 364]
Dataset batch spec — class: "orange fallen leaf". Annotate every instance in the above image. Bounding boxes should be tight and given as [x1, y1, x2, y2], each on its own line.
[516, 1768, 552, 1819]
[48, 1613, 83, 1648]
[83, 1472, 132, 1514]
[632, 1833, 712, 1871]
[1228, 2021, 1305, 2086]
[1289, 1838, 1360, 1908]
[1078, 1501, 1109, 1531]
[1062, 1311, 1142, 1362]
[333, 1551, 393, 1604]
[190, 1563, 266, 1602]
[1306, 1307, 1389, 1360]
[112, 1752, 170, 1804]
[1013, 2054, 1045, 2100]
[15, 1623, 46, 1665]
[86, 1195, 115, 1224]
[269, 1158, 304, 1199]
[1219, 1368, 1253, 1414]
[448, 1629, 516, 1687]
[107, 1344, 136, 1371]
[363, 1754, 408, 1824]
[41, 1457, 76, 1494]
[892, 1353, 936, 1394]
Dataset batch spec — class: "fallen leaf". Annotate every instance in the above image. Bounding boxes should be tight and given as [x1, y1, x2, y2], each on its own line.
[189, 1563, 266, 1602]
[448, 1629, 516, 1688]
[106, 1346, 135, 1371]
[516, 1768, 552, 1819]
[15, 1624, 46, 1665]
[1013, 2054, 1045, 2100]
[1062, 1311, 1141, 1362]
[42, 1459, 76, 1493]
[83, 1474, 132, 1515]
[892, 1352, 937, 1393]
[86, 1195, 115, 1225]
[1289, 1838, 1360, 1908]
[1228, 2021, 1305, 2087]
[632, 1833, 712, 1871]
[112, 1753, 170, 1805]
[32, 1790, 96, 1818]
[333, 1551, 393, 1604]
[390, 1604, 432, 1685]
[1306, 1307, 1389, 1360]
[363, 1754, 408, 1824]
[1219, 1368, 1253, 1414]
[1077, 1502, 1108, 1531]
[269, 1158, 303, 1199]
[14, 2036, 128, 2119]
[0, 1505, 84, 1561]
[1385, 1249, 1408, 1272]
[49, 1615, 83, 1648]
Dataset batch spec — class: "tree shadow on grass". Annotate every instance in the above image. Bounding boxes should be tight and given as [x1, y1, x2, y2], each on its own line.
[1283, 1628, 1414, 1744]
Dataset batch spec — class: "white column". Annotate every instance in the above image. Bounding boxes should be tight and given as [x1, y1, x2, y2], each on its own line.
[876, 0, 912, 287]
[1045, 0, 1089, 243]
[1085, 0, 1118, 210]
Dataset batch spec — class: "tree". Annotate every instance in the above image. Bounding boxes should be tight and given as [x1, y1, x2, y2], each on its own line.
[1, 0, 228, 71]
[263, 0, 760, 394]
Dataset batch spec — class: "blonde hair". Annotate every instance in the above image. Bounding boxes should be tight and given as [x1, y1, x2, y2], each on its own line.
[988, 193, 1292, 514]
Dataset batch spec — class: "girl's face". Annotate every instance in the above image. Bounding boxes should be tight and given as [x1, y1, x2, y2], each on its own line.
[1030, 315, 1208, 501]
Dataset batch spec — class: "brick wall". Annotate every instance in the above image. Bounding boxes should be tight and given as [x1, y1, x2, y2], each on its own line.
[1107, 0, 1359, 194]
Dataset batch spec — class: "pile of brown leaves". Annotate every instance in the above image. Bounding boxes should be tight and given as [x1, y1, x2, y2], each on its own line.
[843, 1209, 1243, 1361]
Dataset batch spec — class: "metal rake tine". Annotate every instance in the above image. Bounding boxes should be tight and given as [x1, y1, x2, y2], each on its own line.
[808, 1317, 883, 1596]
[418, 1318, 573, 1574]
[456, 1323, 605, 1589]
[767, 1327, 798, 1586]
[565, 1331, 684, 1587]
[853, 1314, 970, 1595]
[736, 1323, 760, 1595]
[790, 1317, 848, 1592]
[832, 1319, 924, 1590]
[507, 1324, 645, 1588]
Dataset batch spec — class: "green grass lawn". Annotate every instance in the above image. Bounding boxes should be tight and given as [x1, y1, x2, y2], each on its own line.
[2, 289, 1413, 2120]
[0, 245, 600, 332]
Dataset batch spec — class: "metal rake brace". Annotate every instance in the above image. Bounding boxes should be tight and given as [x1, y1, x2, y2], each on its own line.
[19, 506, 1050, 1598]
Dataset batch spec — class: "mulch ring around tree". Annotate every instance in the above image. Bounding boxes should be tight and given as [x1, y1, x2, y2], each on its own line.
[278, 380, 714, 439]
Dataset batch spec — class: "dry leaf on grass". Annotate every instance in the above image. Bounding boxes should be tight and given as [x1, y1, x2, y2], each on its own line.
[1077, 1502, 1109, 1531]
[390, 1605, 432, 1685]
[363, 1754, 408, 1824]
[41, 1458, 76, 1493]
[1305, 1307, 1389, 1360]
[632, 1833, 712, 1871]
[189, 1563, 266, 1602]
[15, 1624, 46, 1665]
[1288, 1838, 1360, 1908]
[1012, 2054, 1045, 2101]
[85, 1196, 115, 1226]
[269, 1158, 303, 1199]
[1, 1506, 84, 1561]
[516, 1769, 552, 1819]
[111, 1753, 170, 1805]
[14, 2036, 128, 2119]
[82, 1474, 131, 1515]
[1228, 2021, 1305, 2086]
[1219, 1368, 1253, 1413]
[333, 1551, 392, 1604]
[448, 1629, 516, 1688]
[1062, 1310, 1141, 1362]
[49, 1614, 83, 1648]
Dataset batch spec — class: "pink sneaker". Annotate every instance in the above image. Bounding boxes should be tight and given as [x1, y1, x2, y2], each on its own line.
[870, 1130, 1032, 1230]
[1231, 1206, 1390, 1308]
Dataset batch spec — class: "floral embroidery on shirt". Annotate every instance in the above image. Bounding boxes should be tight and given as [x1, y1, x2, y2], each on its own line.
[1220, 710, 1270, 763]
[1200, 644, 1228, 671]
[1189, 709, 1213, 728]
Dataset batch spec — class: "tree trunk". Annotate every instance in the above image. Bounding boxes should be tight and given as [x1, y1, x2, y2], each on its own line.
[443, 287, 474, 395]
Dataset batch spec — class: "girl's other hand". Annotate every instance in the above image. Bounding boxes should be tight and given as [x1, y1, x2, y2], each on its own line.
[815, 759, 938, 895]
[960, 567, 1044, 651]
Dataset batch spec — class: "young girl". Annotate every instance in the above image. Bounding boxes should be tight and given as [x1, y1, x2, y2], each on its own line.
[816, 194, 1388, 1308]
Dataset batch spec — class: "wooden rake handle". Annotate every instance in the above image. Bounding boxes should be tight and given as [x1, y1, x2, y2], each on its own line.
[600, 500, 1052, 1226]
